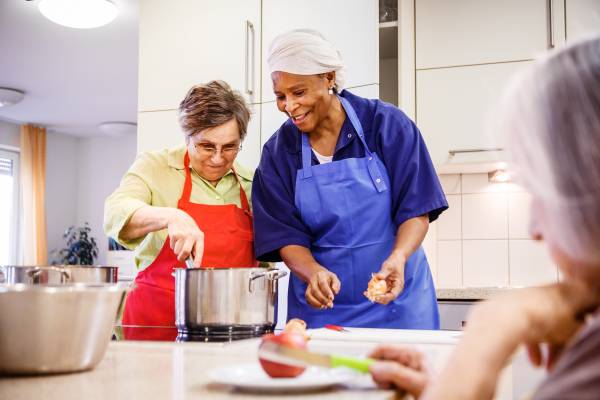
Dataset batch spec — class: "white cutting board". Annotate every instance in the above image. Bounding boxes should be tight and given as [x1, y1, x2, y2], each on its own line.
[307, 327, 461, 345]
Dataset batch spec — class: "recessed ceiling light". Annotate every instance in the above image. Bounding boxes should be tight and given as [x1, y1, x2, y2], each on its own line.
[38, 0, 118, 29]
[0, 88, 25, 107]
[98, 121, 137, 136]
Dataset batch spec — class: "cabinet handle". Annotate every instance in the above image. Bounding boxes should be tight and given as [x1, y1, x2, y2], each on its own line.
[448, 148, 503, 156]
[245, 20, 255, 96]
[547, 0, 555, 49]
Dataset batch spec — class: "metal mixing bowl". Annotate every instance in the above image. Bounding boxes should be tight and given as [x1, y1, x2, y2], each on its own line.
[0, 283, 127, 375]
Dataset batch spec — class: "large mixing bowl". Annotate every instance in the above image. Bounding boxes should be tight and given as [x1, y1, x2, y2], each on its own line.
[0, 265, 118, 284]
[0, 283, 127, 375]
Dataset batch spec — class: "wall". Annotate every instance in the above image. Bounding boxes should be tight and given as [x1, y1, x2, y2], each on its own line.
[0, 120, 20, 148]
[432, 173, 558, 288]
[76, 133, 137, 264]
[1, 119, 136, 265]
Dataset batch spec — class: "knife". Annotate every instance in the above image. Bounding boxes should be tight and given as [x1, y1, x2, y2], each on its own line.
[258, 341, 375, 373]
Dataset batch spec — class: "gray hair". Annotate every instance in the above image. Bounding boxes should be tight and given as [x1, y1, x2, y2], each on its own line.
[498, 35, 600, 264]
[178, 80, 251, 141]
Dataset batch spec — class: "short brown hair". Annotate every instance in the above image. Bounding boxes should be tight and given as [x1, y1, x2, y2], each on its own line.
[178, 80, 251, 141]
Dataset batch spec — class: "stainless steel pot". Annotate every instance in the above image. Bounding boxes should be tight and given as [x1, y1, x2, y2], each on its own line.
[174, 267, 287, 332]
[0, 265, 118, 284]
[0, 283, 127, 375]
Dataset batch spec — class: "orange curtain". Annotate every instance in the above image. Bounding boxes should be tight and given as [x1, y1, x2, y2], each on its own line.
[20, 124, 47, 265]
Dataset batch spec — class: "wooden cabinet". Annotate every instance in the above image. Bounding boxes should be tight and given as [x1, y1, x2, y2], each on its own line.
[415, 0, 553, 69]
[138, 1, 378, 170]
[138, 0, 261, 111]
[416, 61, 530, 165]
[437, 300, 474, 330]
[565, 0, 600, 41]
[261, 0, 378, 103]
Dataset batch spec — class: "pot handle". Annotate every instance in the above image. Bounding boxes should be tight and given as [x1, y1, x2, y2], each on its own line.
[248, 271, 267, 293]
[266, 269, 288, 281]
[27, 266, 71, 283]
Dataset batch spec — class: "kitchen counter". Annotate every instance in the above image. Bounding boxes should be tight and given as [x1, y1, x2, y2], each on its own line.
[436, 287, 518, 301]
[0, 328, 543, 400]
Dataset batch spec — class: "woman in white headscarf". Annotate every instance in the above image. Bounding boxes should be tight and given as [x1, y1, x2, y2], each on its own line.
[252, 29, 448, 329]
[366, 36, 600, 400]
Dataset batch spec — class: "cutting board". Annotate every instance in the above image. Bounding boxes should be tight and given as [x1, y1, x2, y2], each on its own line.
[307, 327, 461, 345]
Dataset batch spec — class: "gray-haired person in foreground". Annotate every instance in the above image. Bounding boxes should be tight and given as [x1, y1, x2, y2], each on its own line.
[367, 35, 600, 399]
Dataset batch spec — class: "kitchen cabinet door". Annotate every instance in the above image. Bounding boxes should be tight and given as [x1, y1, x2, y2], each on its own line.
[137, 110, 183, 153]
[415, 0, 554, 69]
[261, 0, 378, 103]
[137, 105, 261, 172]
[416, 61, 530, 166]
[138, 0, 261, 111]
[566, 0, 600, 42]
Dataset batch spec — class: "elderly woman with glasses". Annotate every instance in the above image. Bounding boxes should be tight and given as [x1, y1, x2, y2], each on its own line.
[104, 81, 256, 335]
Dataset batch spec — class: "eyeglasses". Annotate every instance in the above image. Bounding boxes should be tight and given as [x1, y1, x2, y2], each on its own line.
[193, 142, 242, 158]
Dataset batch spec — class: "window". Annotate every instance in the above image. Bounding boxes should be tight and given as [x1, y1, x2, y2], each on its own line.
[0, 149, 19, 264]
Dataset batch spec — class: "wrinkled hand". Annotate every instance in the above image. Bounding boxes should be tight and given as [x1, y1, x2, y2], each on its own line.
[368, 344, 429, 398]
[167, 209, 204, 267]
[305, 267, 341, 309]
[372, 252, 406, 304]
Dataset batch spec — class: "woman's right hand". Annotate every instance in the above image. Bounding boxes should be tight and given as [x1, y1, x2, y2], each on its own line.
[368, 344, 430, 398]
[305, 267, 341, 309]
[167, 209, 204, 267]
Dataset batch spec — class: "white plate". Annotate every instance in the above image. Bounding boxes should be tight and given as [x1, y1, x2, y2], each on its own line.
[208, 363, 359, 393]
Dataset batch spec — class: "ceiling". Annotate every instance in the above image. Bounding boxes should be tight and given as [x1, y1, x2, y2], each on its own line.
[0, 0, 138, 137]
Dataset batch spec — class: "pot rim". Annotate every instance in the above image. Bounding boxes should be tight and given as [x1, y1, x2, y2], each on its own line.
[0, 282, 127, 294]
[0, 265, 118, 269]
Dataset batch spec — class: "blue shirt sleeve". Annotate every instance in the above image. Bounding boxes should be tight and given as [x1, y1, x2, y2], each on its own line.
[252, 142, 312, 262]
[373, 101, 448, 226]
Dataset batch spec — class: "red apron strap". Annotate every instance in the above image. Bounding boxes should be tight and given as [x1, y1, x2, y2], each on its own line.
[231, 166, 251, 214]
[178, 151, 193, 208]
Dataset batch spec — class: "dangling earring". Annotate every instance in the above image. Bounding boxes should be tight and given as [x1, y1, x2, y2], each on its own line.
[328, 87, 334, 95]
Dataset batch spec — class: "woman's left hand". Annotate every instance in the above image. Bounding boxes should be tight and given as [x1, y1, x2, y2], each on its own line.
[373, 252, 406, 304]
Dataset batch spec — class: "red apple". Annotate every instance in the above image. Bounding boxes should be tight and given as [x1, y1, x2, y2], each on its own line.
[259, 332, 308, 378]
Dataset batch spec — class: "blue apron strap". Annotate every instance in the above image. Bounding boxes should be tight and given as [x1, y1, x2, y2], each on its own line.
[300, 133, 313, 179]
[338, 96, 388, 193]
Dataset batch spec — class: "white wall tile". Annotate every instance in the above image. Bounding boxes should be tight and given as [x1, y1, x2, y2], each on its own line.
[462, 193, 508, 239]
[462, 173, 527, 194]
[439, 174, 461, 194]
[437, 241, 462, 288]
[508, 192, 532, 239]
[437, 195, 461, 240]
[509, 240, 557, 286]
[463, 240, 509, 287]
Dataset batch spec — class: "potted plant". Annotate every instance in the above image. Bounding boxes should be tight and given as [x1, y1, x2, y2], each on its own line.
[52, 222, 98, 265]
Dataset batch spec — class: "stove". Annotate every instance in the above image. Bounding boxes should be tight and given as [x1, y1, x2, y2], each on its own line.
[113, 324, 273, 343]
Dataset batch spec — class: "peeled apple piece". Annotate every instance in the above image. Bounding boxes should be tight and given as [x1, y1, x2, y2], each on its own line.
[258, 332, 308, 378]
[365, 274, 387, 302]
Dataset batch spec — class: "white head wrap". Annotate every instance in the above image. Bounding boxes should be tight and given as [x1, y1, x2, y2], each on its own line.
[267, 29, 346, 91]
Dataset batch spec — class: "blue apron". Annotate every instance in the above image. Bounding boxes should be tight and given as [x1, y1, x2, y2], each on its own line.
[288, 96, 439, 329]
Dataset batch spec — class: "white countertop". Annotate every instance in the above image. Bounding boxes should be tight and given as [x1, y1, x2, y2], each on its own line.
[0, 328, 543, 400]
[436, 287, 519, 301]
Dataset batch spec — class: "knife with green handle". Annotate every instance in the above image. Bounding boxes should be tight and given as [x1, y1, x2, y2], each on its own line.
[258, 341, 375, 373]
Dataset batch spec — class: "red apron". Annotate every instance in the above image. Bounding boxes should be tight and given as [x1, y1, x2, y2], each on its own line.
[122, 152, 258, 340]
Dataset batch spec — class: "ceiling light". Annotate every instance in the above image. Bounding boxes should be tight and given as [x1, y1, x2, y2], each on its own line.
[98, 121, 137, 136]
[0, 88, 25, 107]
[488, 169, 512, 183]
[38, 0, 118, 29]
